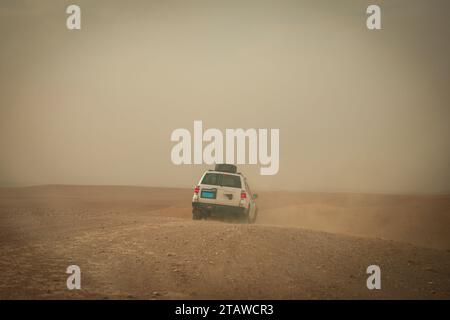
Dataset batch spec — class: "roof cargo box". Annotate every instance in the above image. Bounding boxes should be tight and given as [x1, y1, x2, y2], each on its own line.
[214, 164, 237, 173]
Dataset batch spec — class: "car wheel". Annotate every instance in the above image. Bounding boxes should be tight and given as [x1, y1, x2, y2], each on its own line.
[243, 208, 252, 224]
[251, 208, 258, 223]
[192, 208, 202, 220]
[246, 208, 257, 224]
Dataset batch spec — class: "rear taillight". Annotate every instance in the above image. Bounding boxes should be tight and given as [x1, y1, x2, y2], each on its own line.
[240, 190, 247, 199]
[194, 186, 200, 194]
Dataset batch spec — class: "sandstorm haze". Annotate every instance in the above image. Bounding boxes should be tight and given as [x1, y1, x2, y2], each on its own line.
[1, 0, 449, 193]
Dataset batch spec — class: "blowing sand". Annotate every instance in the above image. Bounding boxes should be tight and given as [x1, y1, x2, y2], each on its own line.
[0, 185, 449, 299]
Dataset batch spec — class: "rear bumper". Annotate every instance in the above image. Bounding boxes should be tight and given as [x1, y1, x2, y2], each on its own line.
[192, 202, 246, 215]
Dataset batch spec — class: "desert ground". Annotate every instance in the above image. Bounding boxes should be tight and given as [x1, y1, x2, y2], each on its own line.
[0, 185, 449, 299]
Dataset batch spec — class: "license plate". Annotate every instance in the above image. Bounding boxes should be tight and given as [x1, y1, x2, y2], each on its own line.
[201, 190, 216, 199]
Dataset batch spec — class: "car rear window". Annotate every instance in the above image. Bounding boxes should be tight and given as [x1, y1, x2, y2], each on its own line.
[201, 173, 221, 186]
[221, 174, 241, 188]
[201, 173, 242, 189]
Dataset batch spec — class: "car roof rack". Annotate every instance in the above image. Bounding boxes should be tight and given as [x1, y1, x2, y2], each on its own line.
[207, 169, 243, 175]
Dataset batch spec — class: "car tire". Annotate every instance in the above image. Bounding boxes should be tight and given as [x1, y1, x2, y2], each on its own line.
[192, 208, 202, 220]
[251, 208, 258, 223]
[243, 208, 252, 224]
[245, 208, 257, 224]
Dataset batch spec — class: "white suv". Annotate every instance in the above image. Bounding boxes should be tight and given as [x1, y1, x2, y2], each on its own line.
[192, 164, 258, 223]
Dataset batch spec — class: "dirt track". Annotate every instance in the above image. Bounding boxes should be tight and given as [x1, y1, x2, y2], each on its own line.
[0, 186, 449, 299]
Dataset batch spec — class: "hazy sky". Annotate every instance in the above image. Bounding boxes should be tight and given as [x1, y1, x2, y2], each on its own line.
[1, 0, 449, 193]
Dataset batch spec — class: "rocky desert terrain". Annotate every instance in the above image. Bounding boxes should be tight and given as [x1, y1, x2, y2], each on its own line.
[0, 185, 449, 299]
